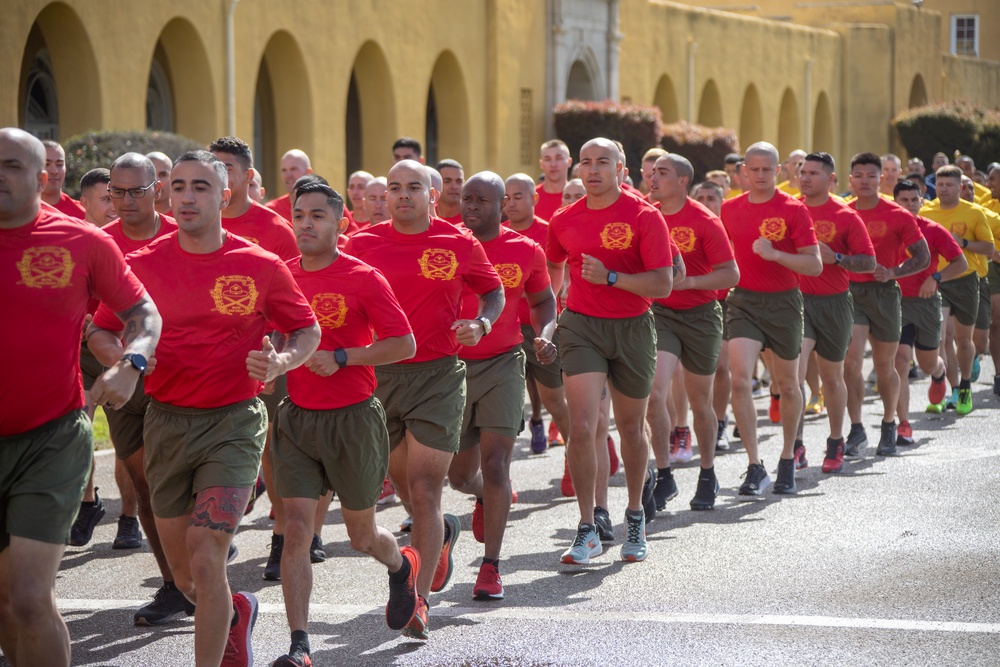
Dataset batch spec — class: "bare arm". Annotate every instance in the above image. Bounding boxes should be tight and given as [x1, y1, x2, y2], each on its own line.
[579, 253, 672, 298]
[247, 322, 322, 383]
[87, 294, 162, 409]
[305, 333, 417, 377]
[452, 286, 506, 346]
[547, 260, 566, 299]
[918, 253, 968, 298]
[818, 241, 876, 273]
[675, 260, 739, 292]
[955, 235, 995, 256]
[753, 240, 823, 276]
[672, 252, 686, 284]
[885, 238, 930, 281]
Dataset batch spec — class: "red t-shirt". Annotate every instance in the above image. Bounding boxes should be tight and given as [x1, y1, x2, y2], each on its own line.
[503, 216, 550, 324]
[265, 194, 291, 222]
[223, 201, 299, 260]
[439, 212, 464, 226]
[53, 192, 86, 219]
[459, 227, 550, 360]
[656, 198, 734, 310]
[898, 216, 963, 298]
[848, 198, 924, 284]
[721, 189, 817, 292]
[1, 208, 145, 435]
[101, 214, 178, 255]
[548, 190, 674, 318]
[93, 232, 317, 408]
[535, 183, 564, 222]
[345, 219, 502, 363]
[799, 197, 875, 296]
[286, 253, 412, 410]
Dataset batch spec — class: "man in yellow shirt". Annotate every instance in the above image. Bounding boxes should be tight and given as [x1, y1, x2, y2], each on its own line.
[919, 166, 995, 414]
[956, 155, 993, 206]
[776, 149, 806, 197]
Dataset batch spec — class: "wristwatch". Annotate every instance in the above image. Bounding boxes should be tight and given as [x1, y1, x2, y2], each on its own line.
[120, 353, 147, 375]
[932, 272, 942, 283]
[607, 270, 619, 286]
[334, 348, 348, 367]
[834, 253, 843, 265]
[476, 316, 492, 335]
[962, 238, 969, 249]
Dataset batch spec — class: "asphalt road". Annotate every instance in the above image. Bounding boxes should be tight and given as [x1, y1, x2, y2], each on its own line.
[6, 357, 1000, 666]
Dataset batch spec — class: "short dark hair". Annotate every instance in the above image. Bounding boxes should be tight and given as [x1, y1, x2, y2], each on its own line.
[393, 137, 422, 156]
[80, 168, 110, 192]
[936, 165, 963, 181]
[436, 159, 463, 172]
[691, 180, 724, 198]
[893, 179, 921, 198]
[724, 152, 742, 166]
[293, 181, 344, 219]
[292, 174, 328, 197]
[110, 152, 156, 181]
[805, 152, 835, 172]
[175, 150, 229, 188]
[850, 152, 881, 171]
[209, 136, 253, 170]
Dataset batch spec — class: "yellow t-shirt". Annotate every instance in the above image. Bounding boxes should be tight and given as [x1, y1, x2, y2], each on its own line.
[973, 181, 992, 206]
[777, 181, 800, 197]
[725, 188, 742, 200]
[919, 199, 995, 276]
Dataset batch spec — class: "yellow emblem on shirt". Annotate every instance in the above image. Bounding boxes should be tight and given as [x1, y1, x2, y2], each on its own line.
[312, 293, 348, 329]
[867, 220, 887, 239]
[671, 227, 696, 254]
[759, 218, 787, 242]
[600, 222, 634, 250]
[16, 246, 75, 288]
[951, 222, 968, 237]
[418, 248, 458, 280]
[494, 263, 523, 289]
[210, 275, 259, 316]
[813, 219, 836, 244]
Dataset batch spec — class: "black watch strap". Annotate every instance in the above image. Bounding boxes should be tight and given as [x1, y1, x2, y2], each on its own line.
[121, 353, 147, 374]
[334, 348, 348, 367]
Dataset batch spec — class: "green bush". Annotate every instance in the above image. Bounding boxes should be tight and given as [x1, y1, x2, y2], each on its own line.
[553, 100, 663, 187]
[659, 121, 740, 183]
[63, 130, 204, 198]
[892, 102, 1000, 171]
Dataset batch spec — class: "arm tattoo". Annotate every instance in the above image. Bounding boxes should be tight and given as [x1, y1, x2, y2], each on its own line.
[894, 240, 930, 279]
[114, 295, 161, 358]
[838, 254, 876, 273]
[189, 486, 253, 533]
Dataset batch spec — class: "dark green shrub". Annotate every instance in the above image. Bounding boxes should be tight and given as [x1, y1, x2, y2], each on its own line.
[892, 102, 1000, 170]
[659, 121, 740, 183]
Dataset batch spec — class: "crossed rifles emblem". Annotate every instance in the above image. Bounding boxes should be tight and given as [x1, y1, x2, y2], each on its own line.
[17, 246, 75, 288]
[210, 275, 259, 316]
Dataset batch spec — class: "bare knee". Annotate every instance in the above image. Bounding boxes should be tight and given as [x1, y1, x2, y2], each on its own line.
[346, 526, 378, 555]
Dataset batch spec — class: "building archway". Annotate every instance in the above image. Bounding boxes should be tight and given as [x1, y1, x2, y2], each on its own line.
[18, 2, 101, 139]
[812, 92, 834, 154]
[697, 80, 723, 128]
[653, 74, 680, 123]
[777, 88, 801, 159]
[567, 59, 597, 101]
[739, 84, 764, 148]
[427, 51, 470, 166]
[908, 74, 928, 108]
[347, 41, 396, 178]
[151, 18, 217, 142]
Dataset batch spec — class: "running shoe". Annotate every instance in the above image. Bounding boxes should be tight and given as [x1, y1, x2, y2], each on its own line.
[400, 515, 413, 532]
[69, 489, 106, 547]
[738, 462, 771, 496]
[593, 506, 614, 543]
[896, 420, 914, 445]
[272, 650, 312, 667]
[529, 418, 547, 454]
[956, 388, 974, 415]
[673, 426, 693, 463]
[689, 470, 720, 510]
[945, 388, 959, 410]
[875, 421, 898, 456]
[769, 394, 781, 423]
[377, 477, 397, 505]
[806, 394, 824, 414]
[652, 470, 678, 511]
[793, 442, 807, 470]
[668, 428, 679, 464]
[994, 374, 1000, 397]
[133, 582, 195, 626]
[113, 515, 142, 550]
[473, 561, 504, 600]
[222, 592, 258, 667]
[732, 424, 741, 440]
[844, 423, 868, 457]
[608, 436, 619, 476]
[472, 498, 485, 544]
[642, 466, 657, 524]
[971, 355, 981, 382]
[620, 510, 648, 562]
[402, 595, 429, 641]
[244, 474, 266, 516]
[560, 523, 602, 564]
[263, 533, 283, 581]
[310, 534, 326, 563]
[716, 420, 730, 451]
[386, 546, 420, 630]
[772, 457, 797, 494]
[431, 514, 460, 592]
[548, 421, 565, 447]
[821, 437, 844, 474]
[928, 369, 948, 405]
[925, 401, 945, 414]
[561, 456, 575, 497]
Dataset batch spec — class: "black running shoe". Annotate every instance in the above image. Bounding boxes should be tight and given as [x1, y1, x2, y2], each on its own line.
[593, 506, 614, 543]
[652, 470, 678, 511]
[309, 534, 326, 564]
[227, 542, 239, 564]
[263, 534, 283, 581]
[844, 423, 868, 458]
[689, 470, 720, 510]
[993, 374, 1000, 397]
[738, 462, 771, 496]
[69, 489, 106, 547]
[641, 466, 657, 523]
[112, 515, 142, 549]
[133, 582, 195, 626]
[772, 457, 797, 494]
[876, 421, 898, 456]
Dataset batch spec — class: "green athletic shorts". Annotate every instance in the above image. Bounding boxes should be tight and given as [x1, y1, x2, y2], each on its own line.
[0, 410, 91, 549]
[105, 376, 149, 460]
[460, 347, 526, 451]
[901, 292, 943, 351]
[651, 300, 723, 376]
[803, 291, 854, 362]
[556, 309, 657, 399]
[271, 396, 388, 511]
[144, 397, 267, 518]
[520, 324, 563, 389]
[261, 374, 288, 422]
[725, 287, 804, 361]
[850, 280, 902, 343]
[988, 262, 1000, 296]
[938, 271, 979, 327]
[375, 355, 466, 454]
[79, 340, 104, 391]
[975, 274, 991, 330]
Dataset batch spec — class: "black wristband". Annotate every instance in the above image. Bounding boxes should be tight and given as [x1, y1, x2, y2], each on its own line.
[932, 272, 942, 283]
[334, 348, 348, 367]
[962, 238, 969, 249]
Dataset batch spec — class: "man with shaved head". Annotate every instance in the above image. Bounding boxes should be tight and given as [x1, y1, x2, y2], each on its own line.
[147, 152, 173, 216]
[248, 169, 266, 203]
[266, 149, 313, 222]
[345, 160, 503, 639]
[364, 177, 390, 227]
[435, 160, 465, 225]
[547, 137, 674, 564]
[1, 127, 161, 667]
[777, 149, 807, 197]
[347, 170, 374, 227]
[447, 171, 557, 600]
[40, 139, 86, 219]
[536, 139, 572, 221]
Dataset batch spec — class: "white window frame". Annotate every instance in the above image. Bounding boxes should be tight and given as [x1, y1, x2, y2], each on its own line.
[950, 14, 979, 58]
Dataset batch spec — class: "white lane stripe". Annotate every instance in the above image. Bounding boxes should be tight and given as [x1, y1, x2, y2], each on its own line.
[57, 599, 1000, 634]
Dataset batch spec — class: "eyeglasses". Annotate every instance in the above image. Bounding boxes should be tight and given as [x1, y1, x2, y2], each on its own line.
[108, 182, 156, 199]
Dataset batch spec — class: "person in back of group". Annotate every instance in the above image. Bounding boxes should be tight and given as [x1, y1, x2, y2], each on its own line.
[79, 168, 118, 226]
[435, 160, 465, 225]
[147, 152, 174, 216]
[40, 139, 86, 219]
[266, 149, 313, 222]
[536, 140, 572, 222]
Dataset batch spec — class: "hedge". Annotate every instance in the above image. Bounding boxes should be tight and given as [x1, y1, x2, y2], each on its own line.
[63, 130, 204, 198]
[892, 102, 1000, 171]
[659, 121, 740, 183]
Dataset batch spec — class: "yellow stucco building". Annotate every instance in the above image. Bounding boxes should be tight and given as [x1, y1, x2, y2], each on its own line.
[2, 0, 998, 194]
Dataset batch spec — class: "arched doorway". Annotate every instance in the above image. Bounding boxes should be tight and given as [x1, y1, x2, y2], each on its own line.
[347, 41, 396, 178]
[654, 74, 680, 123]
[427, 51, 470, 166]
[739, 84, 764, 148]
[777, 88, 801, 159]
[812, 92, 834, 154]
[567, 59, 597, 101]
[697, 80, 723, 127]
[151, 18, 217, 142]
[909, 74, 928, 108]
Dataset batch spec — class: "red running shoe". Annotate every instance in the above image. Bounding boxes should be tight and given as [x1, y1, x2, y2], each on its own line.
[377, 476, 397, 505]
[896, 420, 914, 445]
[431, 514, 461, 592]
[548, 421, 564, 447]
[222, 592, 258, 667]
[472, 498, 484, 543]
[561, 456, 575, 497]
[473, 561, 504, 600]
[821, 438, 844, 474]
[386, 545, 420, 630]
[769, 394, 781, 423]
[793, 442, 808, 470]
[608, 436, 619, 476]
[928, 369, 948, 406]
[402, 595, 429, 640]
